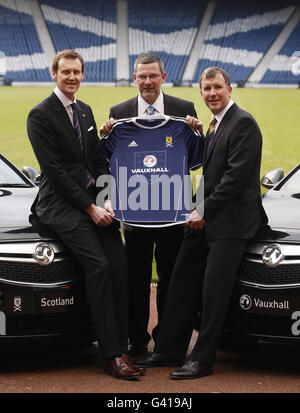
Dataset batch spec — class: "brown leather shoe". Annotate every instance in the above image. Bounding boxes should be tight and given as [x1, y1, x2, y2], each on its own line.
[103, 355, 141, 380]
[122, 353, 146, 376]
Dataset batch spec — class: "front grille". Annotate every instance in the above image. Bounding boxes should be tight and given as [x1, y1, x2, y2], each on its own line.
[0, 259, 83, 284]
[238, 260, 300, 286]
[6, 313, 91, 336]
[226, 314, 293, 337]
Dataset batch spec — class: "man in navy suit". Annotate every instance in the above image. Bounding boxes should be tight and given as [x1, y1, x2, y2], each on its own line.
[136, 67, 268, 379]
[27, 50, 143, 380]
[100, 53, 203, 357]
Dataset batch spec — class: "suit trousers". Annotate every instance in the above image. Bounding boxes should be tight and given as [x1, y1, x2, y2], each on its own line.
[52, 216, 128, 359]
[123, 224, 184, 347]
[155, 227, 247, 363]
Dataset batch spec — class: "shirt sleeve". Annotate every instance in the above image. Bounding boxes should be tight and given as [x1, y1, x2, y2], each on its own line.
[184, 125, 205, 170]
[100, 128, 117, 160]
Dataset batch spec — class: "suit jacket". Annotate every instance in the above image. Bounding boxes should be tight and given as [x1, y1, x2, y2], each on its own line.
[27, 92, 109, 232]
[196, 103, 268, 241]
[109, 92, 197, 119]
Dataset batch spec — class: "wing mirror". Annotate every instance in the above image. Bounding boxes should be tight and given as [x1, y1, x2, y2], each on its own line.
[22, 166, 41, 185]
[261, 168, 284, 189]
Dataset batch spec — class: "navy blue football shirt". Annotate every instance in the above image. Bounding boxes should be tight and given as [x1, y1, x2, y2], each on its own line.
[100, 115, 205, 227]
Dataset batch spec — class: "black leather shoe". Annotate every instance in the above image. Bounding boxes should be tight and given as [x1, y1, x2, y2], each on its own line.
[127, 344, 148, 357]
[170, 360, 213, 380]
[134, 352, 183, 368]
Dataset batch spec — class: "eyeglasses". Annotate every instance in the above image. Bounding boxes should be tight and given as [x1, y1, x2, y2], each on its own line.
[135, 74, 161, 81]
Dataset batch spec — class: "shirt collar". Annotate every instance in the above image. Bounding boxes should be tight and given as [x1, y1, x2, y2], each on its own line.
[214, 99, 234, 126]
[54, 86, 77, 108]
[138, 91, 164, 115]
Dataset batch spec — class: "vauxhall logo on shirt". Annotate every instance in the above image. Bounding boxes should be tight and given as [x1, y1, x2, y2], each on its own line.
[131, 151, 169, 174]
[143, 155, 157, 167]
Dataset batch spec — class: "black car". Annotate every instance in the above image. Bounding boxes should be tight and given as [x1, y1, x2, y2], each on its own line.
[225, 164, 300, 343]
[0, 153, 92, 342]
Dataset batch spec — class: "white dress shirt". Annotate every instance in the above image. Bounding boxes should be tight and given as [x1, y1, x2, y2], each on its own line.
[213, 99, 234, 132]
[137, 91, 164, 116]
[53, 86, 77, 126]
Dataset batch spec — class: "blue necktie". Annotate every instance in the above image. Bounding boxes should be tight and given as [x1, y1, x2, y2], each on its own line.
[146, 105, 155, 115]
[71, 103, 95, 188]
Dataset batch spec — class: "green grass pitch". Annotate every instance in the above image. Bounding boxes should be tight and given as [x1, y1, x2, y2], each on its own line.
[0, 85, 299, 178]
[1, 85, 299, 281]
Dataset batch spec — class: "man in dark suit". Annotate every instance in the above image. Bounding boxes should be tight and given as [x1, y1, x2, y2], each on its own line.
[27, 49, 143, 380]
[136, 67, 268, 379]
[100, 53, 202, 357]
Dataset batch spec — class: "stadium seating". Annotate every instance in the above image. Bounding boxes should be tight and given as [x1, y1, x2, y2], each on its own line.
[0, 0, 51, 81]
[192, 0, 298, 84]
[127, 0, 206, 83]
[40, 0, 117, 82]
[261, 21, 300, 84]
[0, 0, 299, 85]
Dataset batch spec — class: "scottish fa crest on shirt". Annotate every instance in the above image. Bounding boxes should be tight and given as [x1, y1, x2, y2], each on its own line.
[165, 136, 173, 147]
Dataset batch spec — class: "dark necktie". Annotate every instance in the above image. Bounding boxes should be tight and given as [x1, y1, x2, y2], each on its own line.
[71, 102, 83, 150]
[71, 103, 95, 188]
[205, 117, 217, 158]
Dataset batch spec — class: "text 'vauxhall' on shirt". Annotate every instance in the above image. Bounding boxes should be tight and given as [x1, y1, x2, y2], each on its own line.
[100, 115, 205, 227]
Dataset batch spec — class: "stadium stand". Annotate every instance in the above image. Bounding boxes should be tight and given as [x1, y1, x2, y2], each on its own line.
[39, 0, 117, 82]
[0, 0, 299, 85]
[192, 0, 298, 84]
[0, 0, 51, 82]
[127, 0, 206, 84]
[261, 21, 300, 84]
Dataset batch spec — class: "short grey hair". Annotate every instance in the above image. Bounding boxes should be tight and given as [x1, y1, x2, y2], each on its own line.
[134, 53, 164, 74]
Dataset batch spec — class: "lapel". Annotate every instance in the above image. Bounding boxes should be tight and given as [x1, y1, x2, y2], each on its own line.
[120, 96, 138, 118]
[163, 93, 171, 114]
[49, 93, 85, 157]
[130, 96, 138, 117]
[204, 103, 238, 165]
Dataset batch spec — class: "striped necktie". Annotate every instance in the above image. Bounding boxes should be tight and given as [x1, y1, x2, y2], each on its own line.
[207, 117, 217, 136]
[206, 117, 217, 157]
[71, 103, 95, 188]
[72, 102, 83, 150]
[146, 105, 155, 115]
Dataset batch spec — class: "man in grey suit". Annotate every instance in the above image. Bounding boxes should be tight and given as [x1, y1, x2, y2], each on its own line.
[100, 53, 202, 357]
[136, 67, 268, 379]
[27, 50, 143, 380]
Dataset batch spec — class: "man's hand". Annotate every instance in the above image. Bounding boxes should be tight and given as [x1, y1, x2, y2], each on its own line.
[186, 115, 203, 134]
[86, 203, 113, 226]
[99, 117, 114, 137]
[186, 209, 205, 230]
[104, 199, 115, 217]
